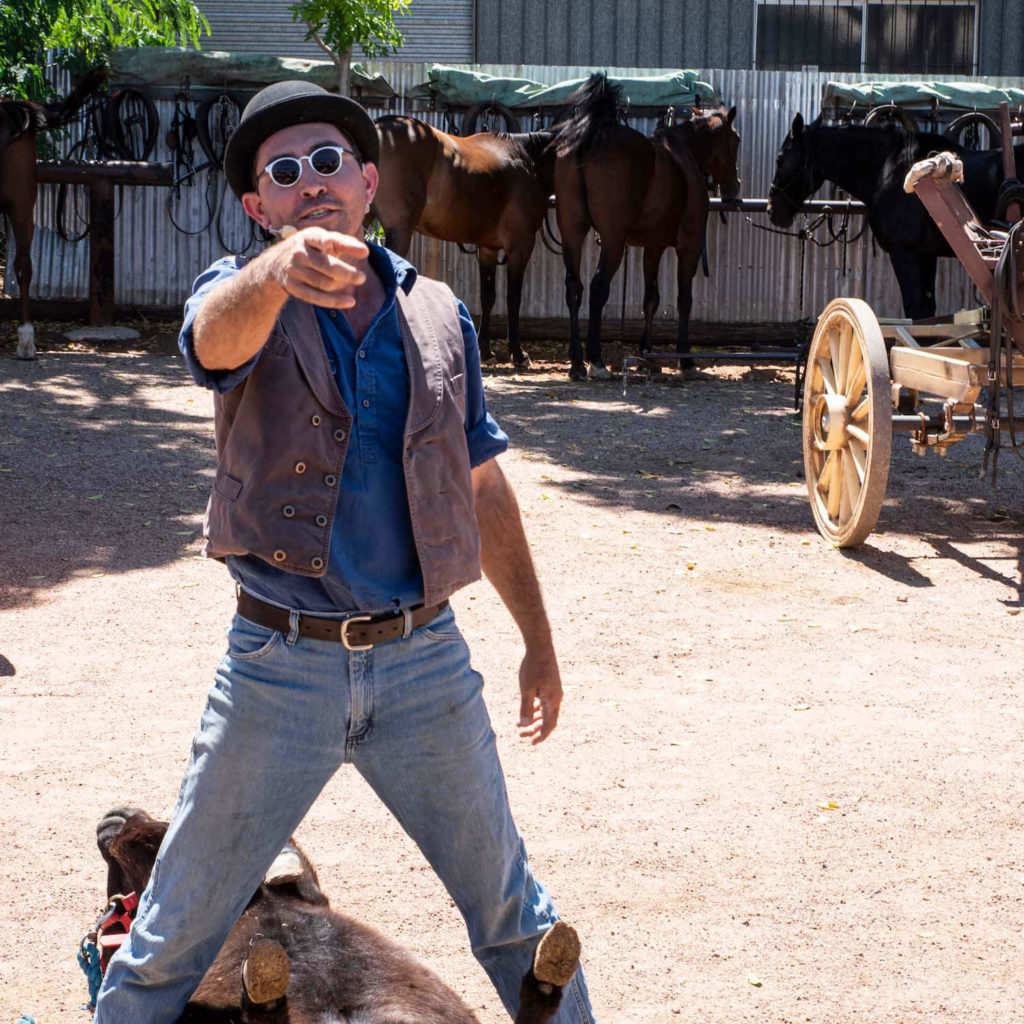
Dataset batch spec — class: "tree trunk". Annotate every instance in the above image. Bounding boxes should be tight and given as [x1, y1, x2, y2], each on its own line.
[308, 24, 351, 97]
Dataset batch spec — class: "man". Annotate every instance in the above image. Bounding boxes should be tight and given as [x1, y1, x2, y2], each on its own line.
[93, 80, 596, 1024]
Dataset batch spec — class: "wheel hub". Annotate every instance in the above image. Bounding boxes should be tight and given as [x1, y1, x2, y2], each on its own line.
[812, 392, 850, 451]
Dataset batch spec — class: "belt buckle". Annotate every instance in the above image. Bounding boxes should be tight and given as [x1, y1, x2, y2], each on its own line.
[340, 614, 373, 651]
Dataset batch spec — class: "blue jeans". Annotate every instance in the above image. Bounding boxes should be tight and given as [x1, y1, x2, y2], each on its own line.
[94, 603, 595, 1023]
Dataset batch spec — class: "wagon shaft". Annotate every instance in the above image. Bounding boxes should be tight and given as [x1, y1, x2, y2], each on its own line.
[905, 155, 1024, 356]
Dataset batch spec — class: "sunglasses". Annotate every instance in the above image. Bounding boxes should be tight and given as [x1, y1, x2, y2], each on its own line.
[258, 145, 354, 188]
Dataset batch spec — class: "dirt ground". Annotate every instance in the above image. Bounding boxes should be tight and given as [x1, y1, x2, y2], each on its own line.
[1, 320, 1022, 1024]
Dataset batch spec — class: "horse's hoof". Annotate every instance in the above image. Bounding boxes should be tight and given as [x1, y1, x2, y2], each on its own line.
[242, 939, 290, 1005]
[586, 363, 612, 381]
[568, 365, 587, 381]
[533, 921, 581, 988]
[513, 352, 533, 371]
[16, 323, 36, 360]
[264, 847, 303, 886]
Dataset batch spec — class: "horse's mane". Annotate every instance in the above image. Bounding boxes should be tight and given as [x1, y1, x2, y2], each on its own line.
[551, 72, 622, 159]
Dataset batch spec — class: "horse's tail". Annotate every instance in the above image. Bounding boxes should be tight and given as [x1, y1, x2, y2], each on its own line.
[552, 72, 622, 160]
[42, 65, 108, 130]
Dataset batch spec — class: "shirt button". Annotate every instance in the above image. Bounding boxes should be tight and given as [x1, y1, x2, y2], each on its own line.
[358, 349, 366, 359]
[272, 549, 287, 562]
[334, 428, 347, 442]
[362, 399, 370, 408]
[294, 461, 306, 474]
[328, 310, 338, 319]
[310, 556, 325, 570]
[315, 514, 328, 527]
[324, 474, 337, 487]
[311, 414, 321, 427]
[282, 505, 295, 518]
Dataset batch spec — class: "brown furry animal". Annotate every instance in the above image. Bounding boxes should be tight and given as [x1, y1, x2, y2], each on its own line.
[95, 807, 580, 1023]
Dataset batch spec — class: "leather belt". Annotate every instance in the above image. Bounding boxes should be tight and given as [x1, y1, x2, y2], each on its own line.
[237, 590, 448, 651]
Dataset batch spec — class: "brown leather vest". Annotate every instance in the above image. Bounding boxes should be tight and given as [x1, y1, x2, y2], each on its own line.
[202, 275, 481, 607]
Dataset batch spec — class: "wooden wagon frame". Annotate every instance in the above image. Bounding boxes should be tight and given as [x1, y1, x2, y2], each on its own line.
[800, 104, 1024, 547]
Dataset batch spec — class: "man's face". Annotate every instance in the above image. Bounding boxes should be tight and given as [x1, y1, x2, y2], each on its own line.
[241, 121, 378, 238]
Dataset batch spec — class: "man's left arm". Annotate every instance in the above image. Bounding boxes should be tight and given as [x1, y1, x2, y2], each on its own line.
[472, 457, 561, 744]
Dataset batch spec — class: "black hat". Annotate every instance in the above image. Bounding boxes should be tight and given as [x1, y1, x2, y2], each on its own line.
[223, 80, 380, 199]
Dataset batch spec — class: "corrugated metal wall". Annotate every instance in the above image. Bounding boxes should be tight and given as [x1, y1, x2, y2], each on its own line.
[16, 64, 1024, 327]
[476, 0, 751, 70]
[199, 0, 474, 62]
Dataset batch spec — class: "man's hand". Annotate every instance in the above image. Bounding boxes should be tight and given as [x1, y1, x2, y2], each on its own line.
[270, 227, 369, 309]
[517, 645, 562, 744]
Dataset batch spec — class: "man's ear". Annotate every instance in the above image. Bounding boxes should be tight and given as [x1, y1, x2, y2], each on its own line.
[362, 162, 379, 205]
[241, 191, 270, 230]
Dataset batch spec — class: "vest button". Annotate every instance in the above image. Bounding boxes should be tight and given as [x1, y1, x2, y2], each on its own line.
[311, 414, 321, 427]
[294, 461, 306, 474]
[282, 505, 295, 518]
[272, 549, 287, 562]
[310, 556, 325, 570]
[334, 428, 346, 441]
[315, 514, 328, 527]
[324, 474, 337, 487]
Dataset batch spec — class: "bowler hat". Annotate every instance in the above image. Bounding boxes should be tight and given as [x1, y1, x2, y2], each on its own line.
[223, 80, 380, 199]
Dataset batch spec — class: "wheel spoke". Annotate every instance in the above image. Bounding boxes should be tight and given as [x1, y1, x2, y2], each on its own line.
[848, 434, 867, 483]
[841, 446, 861, 516]
[836, 320, 852, 393]
[816, 450, 836, 496]
[826, 451, 842, 520]
[844, 342, 865, 397]
[850, 395, 871, 422]
[846, 423, 870, 447]
[816, 356, 838, 396]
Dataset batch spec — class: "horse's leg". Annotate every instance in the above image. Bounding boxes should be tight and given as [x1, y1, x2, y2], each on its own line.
[640, 247, 663, 359]
[888, 249, 936, 320]
[675, 236, 704, 357]
[504, 242, 533, 370]
[515, 921, 582, 1024]
[584, 238, 625, 380]
[554, 159, 590, 380]
[10, 203, 36, 360]
[476, 247, 500, 364]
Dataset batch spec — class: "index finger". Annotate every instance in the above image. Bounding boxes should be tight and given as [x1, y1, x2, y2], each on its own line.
[303, 228, 369, 260]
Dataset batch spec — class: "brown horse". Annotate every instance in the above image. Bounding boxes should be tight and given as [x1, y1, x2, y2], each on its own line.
[1, 69, 106, 359]
[92, 806, 582, 1023]
[553, 74, 741, 380]
[372, 115, 556, 369]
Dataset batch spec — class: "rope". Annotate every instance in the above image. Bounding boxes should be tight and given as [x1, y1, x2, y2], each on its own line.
[78, 935, 104, 1009]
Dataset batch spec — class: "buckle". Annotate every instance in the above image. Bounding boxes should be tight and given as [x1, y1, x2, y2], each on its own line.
[340, 614, 373, 651]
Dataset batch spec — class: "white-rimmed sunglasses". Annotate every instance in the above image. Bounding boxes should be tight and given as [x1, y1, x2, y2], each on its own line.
[258, 145, 354, 188]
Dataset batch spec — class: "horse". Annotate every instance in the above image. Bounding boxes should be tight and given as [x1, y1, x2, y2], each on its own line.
[551, 73, 740, 380]
[767, 113, 1024, 320]
[372, 115, 557, 370]
[90, 806, 582, 1023]
[1, 68, 106, 359]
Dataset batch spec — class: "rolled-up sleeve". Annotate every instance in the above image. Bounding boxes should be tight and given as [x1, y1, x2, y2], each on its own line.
[178, 257, 261, 393]
[458, 299, 509, 467]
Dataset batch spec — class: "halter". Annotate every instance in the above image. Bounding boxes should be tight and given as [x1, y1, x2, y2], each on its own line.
[94, 891, 139, 972]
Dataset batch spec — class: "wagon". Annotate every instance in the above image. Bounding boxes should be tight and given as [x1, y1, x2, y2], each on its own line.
[801, 105, 1024, 547]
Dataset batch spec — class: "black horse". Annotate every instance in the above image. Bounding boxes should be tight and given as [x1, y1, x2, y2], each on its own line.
[768, 114, 1024, 320]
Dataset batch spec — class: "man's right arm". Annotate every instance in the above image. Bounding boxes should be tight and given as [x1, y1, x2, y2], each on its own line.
[193, 228, 370, 372]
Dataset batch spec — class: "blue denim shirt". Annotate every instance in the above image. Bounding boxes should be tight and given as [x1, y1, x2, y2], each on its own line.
[179, 243, 508, 614]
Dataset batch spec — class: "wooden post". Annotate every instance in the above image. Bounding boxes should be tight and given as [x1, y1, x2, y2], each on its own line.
[88, 178, 115, 326]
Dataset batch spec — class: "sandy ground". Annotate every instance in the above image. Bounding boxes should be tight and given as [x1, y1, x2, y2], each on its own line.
[1, 323, 1022, 1024]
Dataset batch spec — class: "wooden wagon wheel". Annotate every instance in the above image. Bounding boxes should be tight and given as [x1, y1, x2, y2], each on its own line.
[802, 298, 893, 547]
